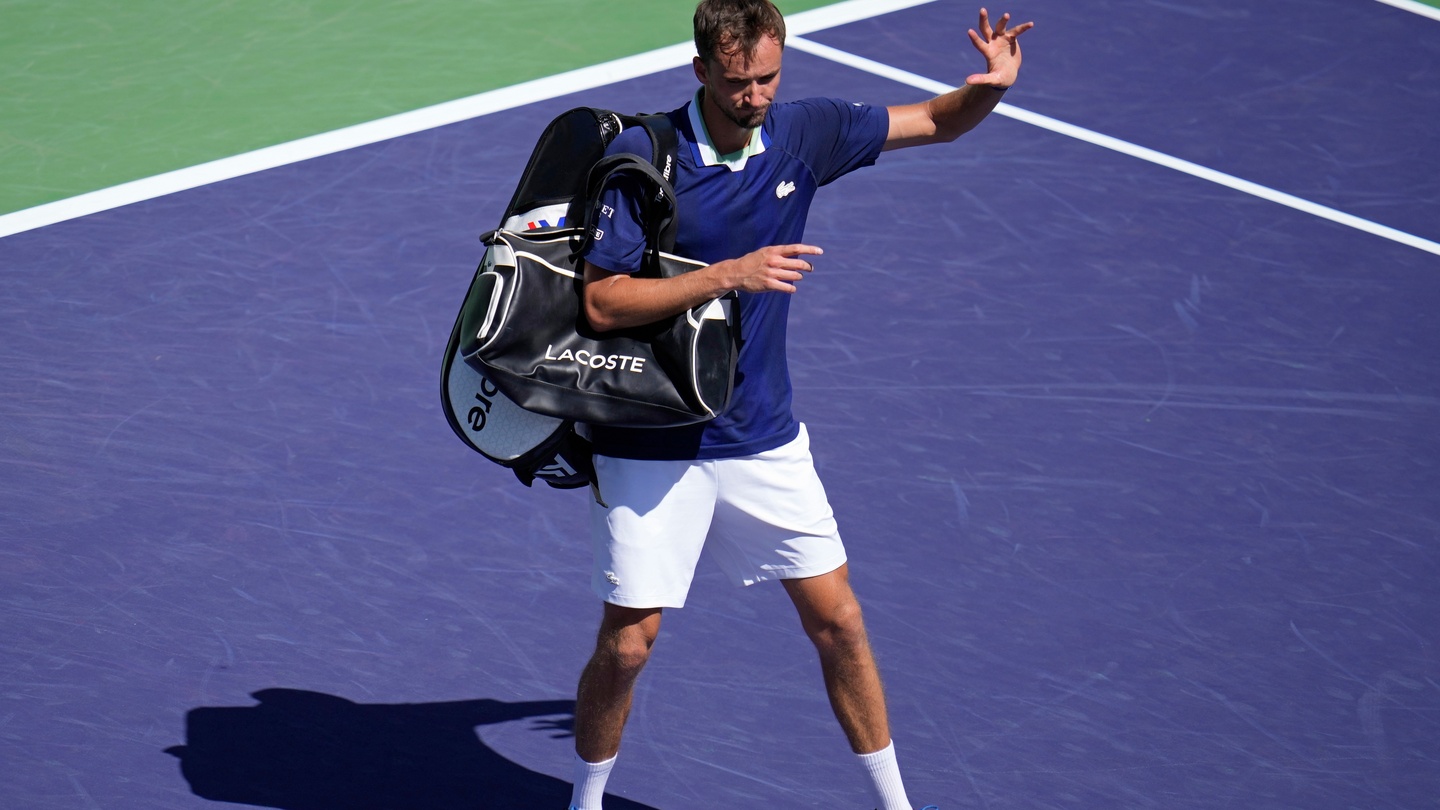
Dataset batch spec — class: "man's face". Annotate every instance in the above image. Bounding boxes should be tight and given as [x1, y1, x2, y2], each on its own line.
[695, 34, 783, 130]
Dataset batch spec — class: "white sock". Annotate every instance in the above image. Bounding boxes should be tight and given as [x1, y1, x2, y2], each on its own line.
[569, 752, 617, 810]
[858, 740, 912, 810]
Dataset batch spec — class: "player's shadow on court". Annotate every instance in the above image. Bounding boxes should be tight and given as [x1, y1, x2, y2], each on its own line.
[167, 688, 658, 810]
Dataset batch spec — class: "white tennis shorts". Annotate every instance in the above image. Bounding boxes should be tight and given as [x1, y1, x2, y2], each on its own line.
[589, 424, 847, 608]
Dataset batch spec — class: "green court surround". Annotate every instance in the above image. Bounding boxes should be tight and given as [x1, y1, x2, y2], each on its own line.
[0, 0, 834, 216]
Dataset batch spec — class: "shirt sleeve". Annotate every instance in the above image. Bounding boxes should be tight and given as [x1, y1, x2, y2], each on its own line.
[580, 127, 653, 276]
[787, 97, 889, 187]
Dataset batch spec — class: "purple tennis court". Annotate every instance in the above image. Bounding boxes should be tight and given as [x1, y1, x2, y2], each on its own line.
[3, 1, 1437, 808]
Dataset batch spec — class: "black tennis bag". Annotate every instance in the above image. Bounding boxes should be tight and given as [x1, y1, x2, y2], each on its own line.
[466, 162, 739, 427]
[441, 107, 740, 488]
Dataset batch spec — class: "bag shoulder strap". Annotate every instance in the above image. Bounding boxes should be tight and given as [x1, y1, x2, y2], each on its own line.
[636, 113, 680, 251]
[637, 113, 679, 188]
[573, 113, 681, 261]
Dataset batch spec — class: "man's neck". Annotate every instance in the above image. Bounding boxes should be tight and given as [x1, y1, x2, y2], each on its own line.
[699, 89, 754, 156]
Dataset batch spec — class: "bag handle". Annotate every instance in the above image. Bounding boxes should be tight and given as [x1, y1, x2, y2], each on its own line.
[573, 155, 681, 272]
[572, 113, 682, 265]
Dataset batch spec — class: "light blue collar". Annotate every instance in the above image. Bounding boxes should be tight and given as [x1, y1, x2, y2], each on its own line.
[688, 88, 767, 172]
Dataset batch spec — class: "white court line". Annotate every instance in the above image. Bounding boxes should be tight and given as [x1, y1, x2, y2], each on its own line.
[1376, 0, 1440, 22]
[0, 0, 937, 239]
[3, 0, 1436, 259]
[788, 35, 1440, 258]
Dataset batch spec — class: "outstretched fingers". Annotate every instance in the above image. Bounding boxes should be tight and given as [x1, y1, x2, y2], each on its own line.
[971, 9, 1033, 45]
[979, 7, 1003, 38]
[966, 7, 1034, 87]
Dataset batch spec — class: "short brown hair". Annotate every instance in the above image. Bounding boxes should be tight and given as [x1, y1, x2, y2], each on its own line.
[693, 0, 786, 65]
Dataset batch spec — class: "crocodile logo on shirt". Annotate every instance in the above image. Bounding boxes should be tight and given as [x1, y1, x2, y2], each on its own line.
[775, 180, 796, 199]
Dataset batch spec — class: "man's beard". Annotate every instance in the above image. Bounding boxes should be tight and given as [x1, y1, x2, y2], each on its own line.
[724, 104, 769, 130]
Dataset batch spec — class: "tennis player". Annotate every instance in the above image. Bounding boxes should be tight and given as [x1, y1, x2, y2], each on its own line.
[570, 3, 1032, 808]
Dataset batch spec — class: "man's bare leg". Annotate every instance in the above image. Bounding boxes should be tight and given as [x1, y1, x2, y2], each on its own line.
[784, 563, 914, 809]
[783, 562, 891, 752]
[573, 603, 663, 762]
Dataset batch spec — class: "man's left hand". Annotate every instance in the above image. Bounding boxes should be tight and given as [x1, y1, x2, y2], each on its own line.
[965, 8, 1034, 89]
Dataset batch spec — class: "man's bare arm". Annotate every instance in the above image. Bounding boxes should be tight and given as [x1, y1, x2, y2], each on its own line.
[583, 244, 824, 332]
[884, 8, 1034, 151]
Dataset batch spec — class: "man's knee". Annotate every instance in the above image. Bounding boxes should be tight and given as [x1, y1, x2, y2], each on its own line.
[784, 568, 867, 642]
[605, 630, 656, 675]
[807, 596, 869, 651]
[595, 605, 662, 677]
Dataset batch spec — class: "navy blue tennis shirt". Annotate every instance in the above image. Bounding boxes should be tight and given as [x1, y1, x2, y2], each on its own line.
[584, 91, 888, 460]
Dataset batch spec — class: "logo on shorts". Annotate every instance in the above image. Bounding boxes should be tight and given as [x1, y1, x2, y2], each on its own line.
[605, 571, 621, 586]
[775, 180, 796, 199]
